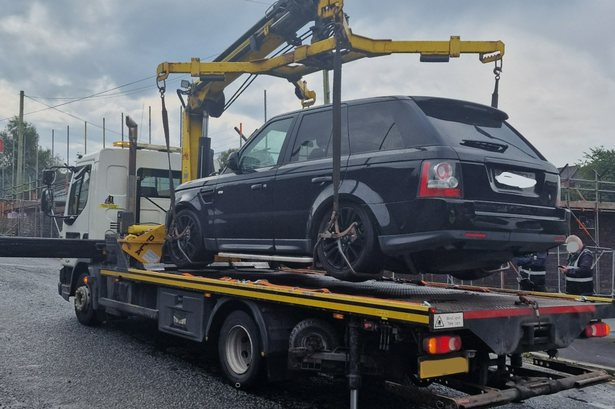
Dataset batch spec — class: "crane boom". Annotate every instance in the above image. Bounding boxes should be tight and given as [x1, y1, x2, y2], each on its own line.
[156, 0, 505, 183]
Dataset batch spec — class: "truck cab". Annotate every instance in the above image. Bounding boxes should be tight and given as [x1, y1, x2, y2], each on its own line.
[58, 144, 181, 299]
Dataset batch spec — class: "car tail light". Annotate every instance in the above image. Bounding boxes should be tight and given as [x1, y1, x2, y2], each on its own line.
[423, 335, 462, 355]
[419, 161, 461, 197]
[584, 322, 610, 338]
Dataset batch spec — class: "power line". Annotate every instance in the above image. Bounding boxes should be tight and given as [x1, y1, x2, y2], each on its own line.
[24, 95, 122, 136]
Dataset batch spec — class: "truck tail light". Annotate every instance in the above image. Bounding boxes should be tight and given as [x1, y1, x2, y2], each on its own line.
[419, 161, 461, 198]
[423, 335, 462, 355]
[584, 322, 610, 338]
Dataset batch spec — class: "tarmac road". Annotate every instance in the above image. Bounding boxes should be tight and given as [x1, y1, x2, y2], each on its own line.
[1, 257, 614, 409]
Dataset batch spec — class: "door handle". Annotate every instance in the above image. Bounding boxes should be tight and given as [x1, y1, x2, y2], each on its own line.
[311, 176, 332, 184]
[251, 183, 264, 190]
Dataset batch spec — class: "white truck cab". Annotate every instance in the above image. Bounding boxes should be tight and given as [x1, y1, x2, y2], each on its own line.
[59, 144, 180, 272]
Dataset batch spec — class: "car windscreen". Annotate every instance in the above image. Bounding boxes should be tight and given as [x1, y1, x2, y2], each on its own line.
[414, 99, 545, 160]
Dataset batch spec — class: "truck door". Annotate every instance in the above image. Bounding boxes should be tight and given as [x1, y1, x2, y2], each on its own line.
[62, 165, 92, 239]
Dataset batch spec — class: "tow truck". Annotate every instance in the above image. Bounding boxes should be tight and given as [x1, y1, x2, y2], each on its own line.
[0, 1, 613, 408]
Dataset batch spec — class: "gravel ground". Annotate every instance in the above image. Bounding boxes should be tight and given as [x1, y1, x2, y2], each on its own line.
[1, 257, 614, 409]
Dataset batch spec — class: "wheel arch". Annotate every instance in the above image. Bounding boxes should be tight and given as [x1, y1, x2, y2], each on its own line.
[308, 184, 389, 244]
[67, 260, 92, 297]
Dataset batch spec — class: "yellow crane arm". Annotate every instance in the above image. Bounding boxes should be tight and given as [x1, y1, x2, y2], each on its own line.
[156, 0, 504, 183]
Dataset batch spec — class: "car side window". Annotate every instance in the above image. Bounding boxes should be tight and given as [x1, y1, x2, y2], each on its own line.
[348, 101, 405, 154]
[290, 111, 333, 162]
[239, 117, 293, 171]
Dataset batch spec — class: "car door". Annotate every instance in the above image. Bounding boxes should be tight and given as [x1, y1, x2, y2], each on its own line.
[272, 106, 349, 254]
[213, 116, 295, 253]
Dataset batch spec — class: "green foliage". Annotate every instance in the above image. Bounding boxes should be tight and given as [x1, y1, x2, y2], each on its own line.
[217, 147, 239, 170]
[571, 146, 615, 202]
[0, 117, 62, 194]
[575, 146, 615, 181]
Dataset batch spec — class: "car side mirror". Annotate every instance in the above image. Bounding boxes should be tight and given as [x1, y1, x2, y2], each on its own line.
[40, 188, 54, 215]
[227, 152, 239, 171]
[42, 169, 56, 187]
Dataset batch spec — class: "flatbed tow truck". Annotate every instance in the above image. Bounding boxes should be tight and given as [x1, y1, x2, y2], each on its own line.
[3, 232, 613, 409]
[1, 1, 614, 408]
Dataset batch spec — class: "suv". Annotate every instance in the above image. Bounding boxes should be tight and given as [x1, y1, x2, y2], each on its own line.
[168, 96, 568, 281]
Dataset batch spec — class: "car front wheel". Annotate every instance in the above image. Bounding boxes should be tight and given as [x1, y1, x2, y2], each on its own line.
[167, 209, 213, 267]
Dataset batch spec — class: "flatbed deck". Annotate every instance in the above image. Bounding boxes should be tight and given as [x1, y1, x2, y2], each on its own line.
[101, 265, 615, 356]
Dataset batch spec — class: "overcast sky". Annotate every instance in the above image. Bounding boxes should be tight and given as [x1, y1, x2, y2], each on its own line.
[0, 0, 613, 168]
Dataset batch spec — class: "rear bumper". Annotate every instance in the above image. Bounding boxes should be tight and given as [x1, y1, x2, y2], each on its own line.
[379, 229, 566, 255]
[379, 199, 569, 255]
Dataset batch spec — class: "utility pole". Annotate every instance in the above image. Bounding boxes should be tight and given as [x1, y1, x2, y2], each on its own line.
[149, 106, 152, 144]
[67, 125, 70, 165]
[121, 113, 124, 144]
[103, 118, 106, 148]
[16, 90, 24, 198]
[84, 121, 88, 154]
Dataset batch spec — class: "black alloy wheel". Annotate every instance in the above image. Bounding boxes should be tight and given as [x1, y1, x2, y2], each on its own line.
[167, 209, 212, 267]
[317, 202, 384, 279]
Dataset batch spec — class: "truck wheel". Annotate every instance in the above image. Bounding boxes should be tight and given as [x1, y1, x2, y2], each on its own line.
[289, 318, 340, 351]
[74, 274, 99, 326]
[316, 203, 384, 279]
[218, 311, 264, 389]
[168, 210, 212, 267]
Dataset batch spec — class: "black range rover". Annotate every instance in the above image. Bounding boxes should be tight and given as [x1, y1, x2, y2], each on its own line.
[168, 96, 568, 281]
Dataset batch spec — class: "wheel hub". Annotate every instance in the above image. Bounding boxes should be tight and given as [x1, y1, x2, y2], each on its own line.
[74, 286, 90, 312]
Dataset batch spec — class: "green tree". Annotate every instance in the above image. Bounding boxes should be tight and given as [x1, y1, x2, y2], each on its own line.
[572, 146, 615, 202]
[216, 147, 239, 171]
[0, 117, 61, 196]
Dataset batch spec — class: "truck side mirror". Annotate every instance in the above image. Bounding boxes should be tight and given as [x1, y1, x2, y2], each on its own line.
[40, 188, 54, 215]
[227, 152, 239, 171]
[42, 169, 56, 187]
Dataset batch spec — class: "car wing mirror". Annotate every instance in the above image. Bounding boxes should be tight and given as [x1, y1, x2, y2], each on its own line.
[227, 151, 240, 172]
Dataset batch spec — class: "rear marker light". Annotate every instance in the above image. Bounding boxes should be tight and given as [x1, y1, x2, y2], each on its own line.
[584, 322, 610, 338]
[419, 161, 461, 198]
[465, 233, 487, 238]
[423, 335, 462, 355]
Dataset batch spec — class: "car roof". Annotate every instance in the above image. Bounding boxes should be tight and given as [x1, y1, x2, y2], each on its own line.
[267, 95, 508, 121]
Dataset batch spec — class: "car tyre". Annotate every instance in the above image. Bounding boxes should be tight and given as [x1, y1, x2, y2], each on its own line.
[316, 202, 384, 278]
[167, 209, 213, 267]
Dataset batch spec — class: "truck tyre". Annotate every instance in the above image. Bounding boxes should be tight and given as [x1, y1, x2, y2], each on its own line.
[316, 203, 384, 279]
[74, 274, 99, 326]
[289, 318, 340, 351]
[167, 209, 213, 267]
[218, 311, 265, 389]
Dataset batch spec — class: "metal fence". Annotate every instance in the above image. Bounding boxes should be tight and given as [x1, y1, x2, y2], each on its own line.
[424, 245, 615, 298]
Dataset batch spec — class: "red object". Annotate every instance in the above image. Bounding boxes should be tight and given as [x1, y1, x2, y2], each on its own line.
[0, 139, 3, 152]
[423, 335, 462, 354]
[418, 161, 461, 198]
[585, 322, 610, 338]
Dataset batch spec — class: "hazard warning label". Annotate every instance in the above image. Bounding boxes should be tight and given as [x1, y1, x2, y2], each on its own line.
[432, 313, 464, 329]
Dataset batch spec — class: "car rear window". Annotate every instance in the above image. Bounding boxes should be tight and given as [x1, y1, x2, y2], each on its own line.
[414, 98, 544, 160]
[348, 100, 433, 154]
